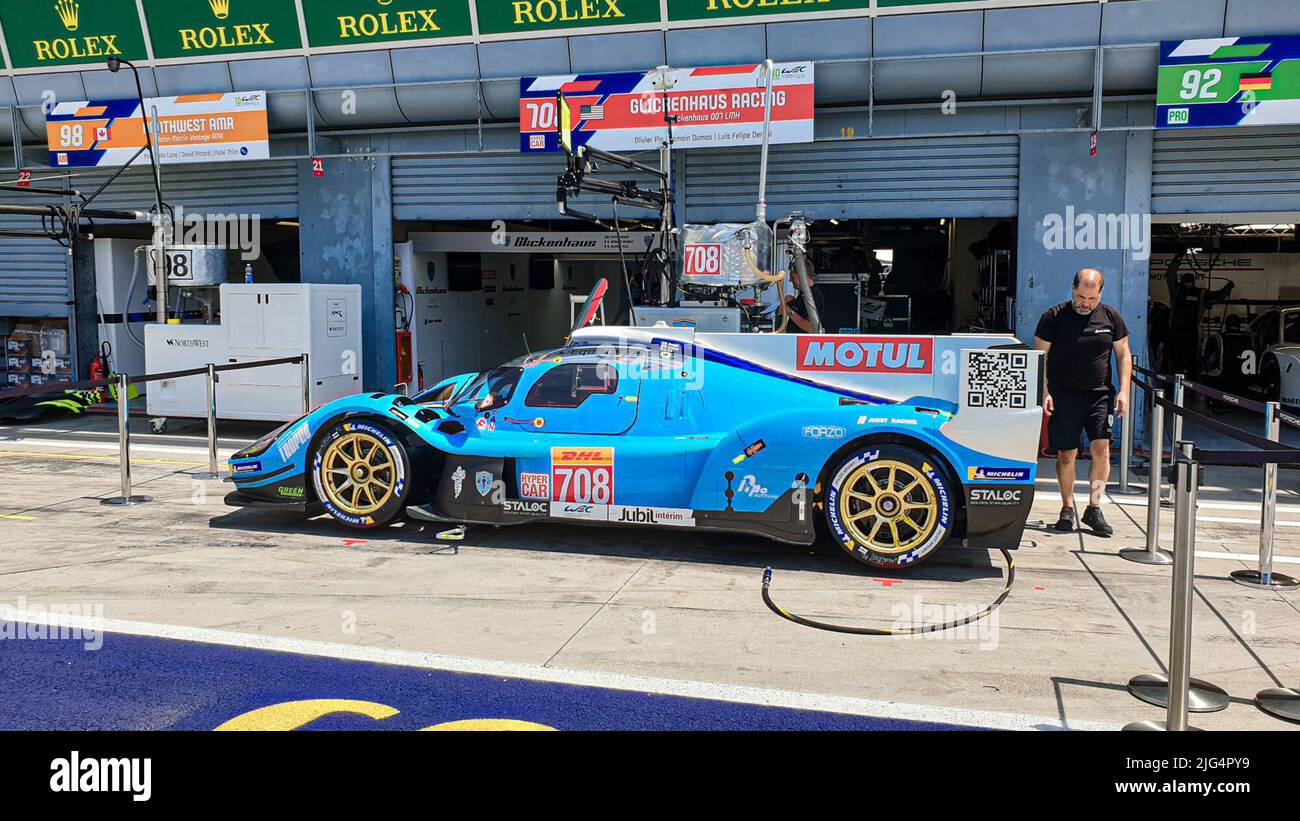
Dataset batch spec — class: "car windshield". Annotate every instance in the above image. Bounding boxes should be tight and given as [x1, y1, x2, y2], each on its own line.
[447, 366, 523, 410]
[1285, 311, 1300, 346]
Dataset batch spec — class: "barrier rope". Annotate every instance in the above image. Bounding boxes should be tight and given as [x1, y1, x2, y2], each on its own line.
[1132, 358, 1300, 432]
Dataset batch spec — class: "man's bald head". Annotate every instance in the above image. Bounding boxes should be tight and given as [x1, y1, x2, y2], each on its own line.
[1071, 268, 1104, 315]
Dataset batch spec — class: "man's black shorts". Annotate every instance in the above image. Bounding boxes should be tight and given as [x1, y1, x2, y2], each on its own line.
[1048, 386, 1113, 452]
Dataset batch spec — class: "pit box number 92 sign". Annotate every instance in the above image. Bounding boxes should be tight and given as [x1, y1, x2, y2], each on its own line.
[550, 447, 614, 503]
[683, 244, 723, 280]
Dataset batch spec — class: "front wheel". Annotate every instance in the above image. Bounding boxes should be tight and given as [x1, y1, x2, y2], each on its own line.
[1262, 358, 1282, 403]
[824, 444, 954, 569]
[312, 420, 411, 529]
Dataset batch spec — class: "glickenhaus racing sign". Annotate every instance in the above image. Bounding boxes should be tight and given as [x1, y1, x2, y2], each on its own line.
[519, 62, 813, 153]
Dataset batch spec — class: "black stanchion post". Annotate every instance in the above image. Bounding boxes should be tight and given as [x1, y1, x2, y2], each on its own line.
[192, 363, 227, 481]
[1125, 441, 1228, 729]
[100, 373, 152, 507]
[1231, 400, 1297, 592]
[1121, 386, 1172, 566]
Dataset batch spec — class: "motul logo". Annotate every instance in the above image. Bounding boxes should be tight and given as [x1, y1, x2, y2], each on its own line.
[797, 337, 932, 374]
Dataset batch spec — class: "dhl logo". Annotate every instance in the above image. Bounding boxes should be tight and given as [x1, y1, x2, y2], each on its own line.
[551, 447, 613, 466]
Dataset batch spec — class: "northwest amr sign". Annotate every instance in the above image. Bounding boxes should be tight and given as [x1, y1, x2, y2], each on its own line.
[1158, 35, 1300, 128]
[45, 92, 270, 168]
[520, 62, 814, 153]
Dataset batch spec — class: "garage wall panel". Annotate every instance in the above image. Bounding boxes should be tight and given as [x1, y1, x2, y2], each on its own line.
[684, 135, 1021, 222]
[1151, 127, 1300, 215]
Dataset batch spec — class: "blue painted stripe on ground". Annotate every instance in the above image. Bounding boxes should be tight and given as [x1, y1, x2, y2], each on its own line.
[0, 622, 978, 731]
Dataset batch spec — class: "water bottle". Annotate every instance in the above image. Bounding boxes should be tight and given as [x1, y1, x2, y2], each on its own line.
[244, 263, 254, 284]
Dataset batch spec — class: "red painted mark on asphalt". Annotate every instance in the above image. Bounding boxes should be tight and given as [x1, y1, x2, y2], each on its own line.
[1033, 586, 1045, 591]
[873, 579, 902, 587]
[343, 540, 367, 547]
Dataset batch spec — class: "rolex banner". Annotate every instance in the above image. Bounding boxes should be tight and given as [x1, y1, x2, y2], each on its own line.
[520, 62, 814, 153]
[1158, 35, 1300, 128]
[45, 92, 270, 168]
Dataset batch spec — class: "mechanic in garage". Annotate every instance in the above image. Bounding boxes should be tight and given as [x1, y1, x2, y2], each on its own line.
[1165, 250, 1234, 378]
[1033, 269, 1133, 537]
[782, 258, 828, 333]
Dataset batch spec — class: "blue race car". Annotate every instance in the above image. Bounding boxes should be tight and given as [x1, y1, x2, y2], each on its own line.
[226, 282, 1045, 569]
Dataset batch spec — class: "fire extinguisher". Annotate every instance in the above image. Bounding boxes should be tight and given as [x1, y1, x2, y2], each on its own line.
[90, 342, 111, 401]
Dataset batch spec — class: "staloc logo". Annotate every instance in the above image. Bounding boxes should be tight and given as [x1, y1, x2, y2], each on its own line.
[971, 488, 1023, 505]
[50, 751, 151, 802]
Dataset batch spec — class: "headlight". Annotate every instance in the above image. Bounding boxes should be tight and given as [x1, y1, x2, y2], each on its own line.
[233, 417, 302, 460]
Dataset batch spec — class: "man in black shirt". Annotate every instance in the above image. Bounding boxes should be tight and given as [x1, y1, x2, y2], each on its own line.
[782, 259, 827, 333]
[1164, 251, 1234, 378]
[1034, 269, 1133, 536]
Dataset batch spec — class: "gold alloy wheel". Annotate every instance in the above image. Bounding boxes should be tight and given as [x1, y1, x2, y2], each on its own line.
[319, 431, 397, 517]
[838, 459, 938, 554]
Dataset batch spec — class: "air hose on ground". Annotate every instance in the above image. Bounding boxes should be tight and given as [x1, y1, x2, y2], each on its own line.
[761, 548, 1015, 635]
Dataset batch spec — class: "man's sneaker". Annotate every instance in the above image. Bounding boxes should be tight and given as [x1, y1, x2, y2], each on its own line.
[1081, 505, 1113, 537]
[1054, 507, 1077, 532]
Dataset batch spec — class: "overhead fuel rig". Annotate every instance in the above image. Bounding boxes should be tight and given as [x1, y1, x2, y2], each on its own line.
[553, 61, 822, 335]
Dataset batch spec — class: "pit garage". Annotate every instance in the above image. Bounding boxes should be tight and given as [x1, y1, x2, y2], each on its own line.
[1146, 126, 1300, 404]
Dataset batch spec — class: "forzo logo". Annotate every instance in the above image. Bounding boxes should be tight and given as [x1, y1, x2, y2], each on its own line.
[802, 425, 846, 440]
[797, 337, 932, 374]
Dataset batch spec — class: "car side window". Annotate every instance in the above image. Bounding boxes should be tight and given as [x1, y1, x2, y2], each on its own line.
[525, 363, 618, 409]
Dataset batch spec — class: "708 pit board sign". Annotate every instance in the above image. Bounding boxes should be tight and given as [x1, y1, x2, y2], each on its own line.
[520, 63, 813, 153]
[45, 92, 270, 168]
[1158, 35, 1300, 128]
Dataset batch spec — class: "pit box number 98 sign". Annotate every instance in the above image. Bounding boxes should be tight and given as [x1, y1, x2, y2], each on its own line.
[550, 447, 614, 503]
[683, 244, 723, 279]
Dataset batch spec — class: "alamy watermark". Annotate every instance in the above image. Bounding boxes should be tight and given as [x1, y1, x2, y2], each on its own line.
[0, 597, 103, 650]
[1041, 207, 1151, 261]
[889, 595, 1000, 650]
[166, 205, 262, 261]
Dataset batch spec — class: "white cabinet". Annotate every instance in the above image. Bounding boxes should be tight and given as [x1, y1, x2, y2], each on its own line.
[145, 283, 364, 422]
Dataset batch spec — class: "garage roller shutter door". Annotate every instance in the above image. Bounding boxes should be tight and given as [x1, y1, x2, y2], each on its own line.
[684, 135, 1021, 222]
[1152, 127, 1300, 215]
[392, 152, 662, 222]
[0, 185, 72, 318]
[71, 160, 300, 219]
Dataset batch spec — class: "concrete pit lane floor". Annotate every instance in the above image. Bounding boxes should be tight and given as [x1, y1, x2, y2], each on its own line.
[1, 413, 1298, 731]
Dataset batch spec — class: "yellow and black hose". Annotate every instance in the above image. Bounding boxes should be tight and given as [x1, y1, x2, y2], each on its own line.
[761, 548, 1015, 635]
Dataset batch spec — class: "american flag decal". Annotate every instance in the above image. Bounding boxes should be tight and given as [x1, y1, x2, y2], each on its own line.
[580, 104, 605, 120]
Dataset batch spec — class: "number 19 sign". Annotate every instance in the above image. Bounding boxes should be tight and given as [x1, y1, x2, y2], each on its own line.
[1158, 35, 1300, 129]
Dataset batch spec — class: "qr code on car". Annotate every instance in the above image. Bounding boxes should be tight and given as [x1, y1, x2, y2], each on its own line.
[966, 351, 1029, 409]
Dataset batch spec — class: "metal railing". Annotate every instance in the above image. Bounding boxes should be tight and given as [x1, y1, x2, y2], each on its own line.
[1128, 360, 1299, 591]
[0, 354, 310, 505]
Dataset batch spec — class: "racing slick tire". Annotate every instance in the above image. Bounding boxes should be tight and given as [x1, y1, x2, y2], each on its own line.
[311, 419, 412, 529]
[824, 443, 954, 569]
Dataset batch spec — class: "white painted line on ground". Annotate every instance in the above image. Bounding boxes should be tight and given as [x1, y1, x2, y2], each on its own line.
[0, 437, 237, 459]
[0, 609, 1116, 731]
[1037, 477, 1242, 494]
[1194, 551, 1300, 565]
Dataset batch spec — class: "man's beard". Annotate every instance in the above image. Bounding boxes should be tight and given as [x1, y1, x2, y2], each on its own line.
[1072, 301, 1094, 316]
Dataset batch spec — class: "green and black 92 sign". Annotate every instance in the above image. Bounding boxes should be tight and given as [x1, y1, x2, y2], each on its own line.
[0, 0, 148, 70]
[1158, 35, 1300, 129]
[302, 0, 473, 47]
[142, 0, 303, 59]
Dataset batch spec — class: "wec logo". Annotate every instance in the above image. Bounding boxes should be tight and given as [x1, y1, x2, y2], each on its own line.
[797, 337, 932, 374]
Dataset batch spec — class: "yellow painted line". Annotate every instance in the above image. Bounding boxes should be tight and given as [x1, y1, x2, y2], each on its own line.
[0, 450, 205, 467]
[0, 515, 34, 521]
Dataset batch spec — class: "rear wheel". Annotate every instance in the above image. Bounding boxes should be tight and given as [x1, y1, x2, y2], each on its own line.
[824, 444, 954, 569]
[312, 420, 411, 529]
